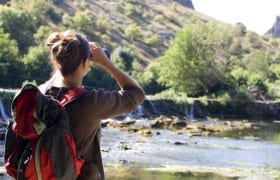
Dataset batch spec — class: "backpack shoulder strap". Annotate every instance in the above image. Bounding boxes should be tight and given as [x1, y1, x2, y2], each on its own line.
[59, 88, 86, 106]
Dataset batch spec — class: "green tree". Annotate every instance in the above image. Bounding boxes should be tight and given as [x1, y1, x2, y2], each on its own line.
[83, 65, 116, 90]
[156, 23, 225, 97]
[0, 6, 36, 52]
[63, 10, 93, 34]
[243, 50, 271, 79]
[134, 65, 166, 94]
[0, 28, 24, 87]
[22, 45, 52, 85]
[10, 0, 51, 24]
[111, 46, 134, 73]
[34, 26, 52, 45]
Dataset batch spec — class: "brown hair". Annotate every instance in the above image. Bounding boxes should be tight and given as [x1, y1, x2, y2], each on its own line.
[46, 30, 90, 76]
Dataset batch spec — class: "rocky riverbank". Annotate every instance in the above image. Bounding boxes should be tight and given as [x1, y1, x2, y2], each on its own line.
[101, 116, 253, 138]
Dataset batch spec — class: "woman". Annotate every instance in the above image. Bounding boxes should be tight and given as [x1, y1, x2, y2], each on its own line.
[39, 30, 145, 180]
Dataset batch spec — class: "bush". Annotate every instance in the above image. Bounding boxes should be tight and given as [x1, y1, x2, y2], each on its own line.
[111, 46, 134, 73]
[96, 17, 111, 33]
[63, 10, 93, 34]
[34, 26, 52, 45]
[46, 8, 62, 23]
[0, 6, 36, 52]
[22, 45, 52, 84]
[246, 31, 262, 49]
[133, 68, 166, 95]
[0, 27, 25, 88]
[124, 3, 137, 17]
[124, 24, 141, 40]
[83, 65, 116, 90]
[146, 34, 160, 46]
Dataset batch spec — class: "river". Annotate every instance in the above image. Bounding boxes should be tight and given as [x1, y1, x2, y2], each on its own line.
[101, 119, 280, 180]
[0, 119, 279, 179]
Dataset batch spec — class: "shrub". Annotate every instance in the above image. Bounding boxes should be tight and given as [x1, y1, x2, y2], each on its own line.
[96, 17, 111, 33]
[46, 8, 62, 23]
[33, 26, 52, 45]
[124, 3, 137, 17]
[146, 34, 160, 46]
[22, 45, 52, 84]
[124, 24, 141, 40]
[63, 11, 93, 34]
[111, 46, 135, 73]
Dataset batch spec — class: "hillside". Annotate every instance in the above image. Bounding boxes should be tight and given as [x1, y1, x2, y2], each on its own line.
[1, 0, 280, 98]
[46, 0, 279, 68]
[2, 0, 279, 68]
[46, 1, 214, 65]
[49, 0, 200, 67]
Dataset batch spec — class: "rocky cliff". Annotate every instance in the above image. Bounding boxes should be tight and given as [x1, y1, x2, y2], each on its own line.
[266, 16, 280, 38]
[175, 0, 194, 9]
[0, 0, 8, 4]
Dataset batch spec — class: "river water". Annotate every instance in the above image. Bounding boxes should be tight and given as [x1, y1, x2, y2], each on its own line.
[0, 119, 279, 179]
[101, 119, 280, 180]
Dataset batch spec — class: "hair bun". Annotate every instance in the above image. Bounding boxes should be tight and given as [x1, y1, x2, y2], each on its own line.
[46, 32, 62, 46]
[47, 30, 90, 76]
[52, 37, 80, 64]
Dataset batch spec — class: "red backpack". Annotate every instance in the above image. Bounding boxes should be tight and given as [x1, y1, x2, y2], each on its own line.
[4, 84, 85, 180]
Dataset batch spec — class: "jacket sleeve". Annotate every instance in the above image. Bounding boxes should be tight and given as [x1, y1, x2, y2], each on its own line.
[83, 85, 145, 120]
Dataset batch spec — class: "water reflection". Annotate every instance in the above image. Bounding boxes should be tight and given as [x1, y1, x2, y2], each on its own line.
[214, 121, 280, 143]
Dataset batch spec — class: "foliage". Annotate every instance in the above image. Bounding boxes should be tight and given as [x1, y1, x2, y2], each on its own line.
[34, 26, 52, 45]
[0, 28, 24, 87]
[63, 10, 93, 34]
[155, 22, 226, 97]
[246, 31, 262, 48]
[146, 34, 160, 46]
[46, 7, 62, 23]
[0, 5, 36, 52]
[96, 17, 111, 33]
[83, 65, 116, 90]
[124, 24, 141, 40]
[0, 0, 279, 106]
[243, 50, 271, 79]
[271, 64, 280, 79]
[10, 0, 51, 26]
[132, 65, 166, 94]
[235, 22, 247, 36]
[111, 46, 135, 73]
[124, 3, 138, 17]
[22, 45, 52, 85]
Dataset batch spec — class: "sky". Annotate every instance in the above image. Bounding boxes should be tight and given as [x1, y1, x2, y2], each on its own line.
[192, 0, 280, 35]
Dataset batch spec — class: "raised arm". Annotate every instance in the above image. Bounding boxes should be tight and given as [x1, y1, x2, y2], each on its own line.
[88, 42, 145, 104]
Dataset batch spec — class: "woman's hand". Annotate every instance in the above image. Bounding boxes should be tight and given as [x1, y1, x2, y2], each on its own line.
[88, 42, 110, 66]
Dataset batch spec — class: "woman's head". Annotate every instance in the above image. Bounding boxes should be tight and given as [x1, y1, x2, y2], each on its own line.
[47, 30, 90, 76]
